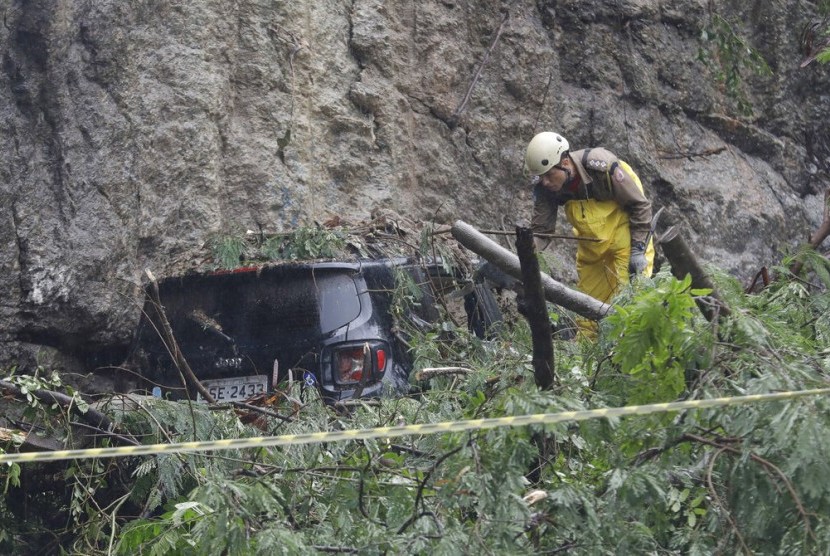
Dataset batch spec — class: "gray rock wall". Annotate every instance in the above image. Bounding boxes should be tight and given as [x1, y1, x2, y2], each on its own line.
[1, 0, 828, 371]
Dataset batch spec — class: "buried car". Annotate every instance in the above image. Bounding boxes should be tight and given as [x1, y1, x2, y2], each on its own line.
[128, 257, 500, 404]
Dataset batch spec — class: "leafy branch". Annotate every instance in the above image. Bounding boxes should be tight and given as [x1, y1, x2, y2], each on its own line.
[3, 255, 830, 554]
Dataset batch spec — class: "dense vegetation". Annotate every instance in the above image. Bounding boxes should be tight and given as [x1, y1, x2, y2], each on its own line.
[1, 3, 828, 553]
[1, 241, 829, 554]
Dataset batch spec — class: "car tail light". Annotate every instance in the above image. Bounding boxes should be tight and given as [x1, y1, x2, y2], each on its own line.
[376, 348, 386, 372]
[334, 344, 387, 384]
[336, 347, 366, 383]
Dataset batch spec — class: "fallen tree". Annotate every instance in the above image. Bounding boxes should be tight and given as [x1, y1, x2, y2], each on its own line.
[3, 255, 830, 555]
[450, 220, 612, 321]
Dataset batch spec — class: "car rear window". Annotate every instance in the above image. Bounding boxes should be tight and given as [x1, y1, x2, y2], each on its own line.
[148, 266, 362, 352]
[244, 269, 362, 335]
[316, 273, 361, 333]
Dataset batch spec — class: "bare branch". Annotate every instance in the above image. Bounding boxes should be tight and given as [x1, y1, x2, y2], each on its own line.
[659, 225, 731, 321]
[450, 220, 612, 321]
[414, 367, 474, 381]
[0, 380, 140, 448]
[144, 269, 216, 404]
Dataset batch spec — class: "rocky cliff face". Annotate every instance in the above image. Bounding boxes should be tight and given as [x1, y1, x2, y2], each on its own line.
[1, 0, 828, 372]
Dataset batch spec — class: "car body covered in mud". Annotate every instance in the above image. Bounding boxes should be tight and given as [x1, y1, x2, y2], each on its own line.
[128, 257, 499, 404]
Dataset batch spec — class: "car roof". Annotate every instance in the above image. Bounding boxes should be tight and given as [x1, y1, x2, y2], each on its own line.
[155, 256, 442, 283]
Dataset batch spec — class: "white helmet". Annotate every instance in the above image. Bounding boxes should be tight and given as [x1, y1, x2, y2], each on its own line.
[524, 132, 570, 176]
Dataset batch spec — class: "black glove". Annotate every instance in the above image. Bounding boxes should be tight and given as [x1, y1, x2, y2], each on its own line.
[629, 241, 647, 275]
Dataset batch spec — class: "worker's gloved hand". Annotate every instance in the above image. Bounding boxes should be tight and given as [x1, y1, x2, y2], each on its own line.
[629, 241, 647, 275]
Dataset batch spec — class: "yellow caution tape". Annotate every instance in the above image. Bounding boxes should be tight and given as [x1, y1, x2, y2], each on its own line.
[1, 387, 828, 464]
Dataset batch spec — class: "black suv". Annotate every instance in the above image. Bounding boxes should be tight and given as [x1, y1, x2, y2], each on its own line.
[129, 257, 499, 404]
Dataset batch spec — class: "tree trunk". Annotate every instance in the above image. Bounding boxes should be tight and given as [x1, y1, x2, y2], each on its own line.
[659, 226, 731, 321]
[515, 226, 556, 390]
[450, 220, 612, 321]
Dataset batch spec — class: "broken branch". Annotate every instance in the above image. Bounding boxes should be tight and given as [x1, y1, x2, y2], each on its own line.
[448, 11, 509, 127]
[515, 225, 556, 391]
[0, 380, 140, 448]
[414, 367, 474, 381]
[657, 147, 726, 160]
[658, 226, 731, 321]
[450, 220, 612, 321]
[433, 228, 602, 242]
[144, 269, 216, 404]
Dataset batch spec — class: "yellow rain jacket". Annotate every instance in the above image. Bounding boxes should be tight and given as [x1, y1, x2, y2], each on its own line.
[531, 148, 655, 326]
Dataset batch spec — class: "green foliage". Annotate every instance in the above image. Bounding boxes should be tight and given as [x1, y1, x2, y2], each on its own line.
[208, 234, 246, 269]
[4, 258, 830, 554]
[394, 265, 425, 305]
[698, 12, 772, 115]
[601, 273, 712, 404]
[260, 234, 284, 260]
[1, 461, 20, 494]
[116, 481, 298, 555]
[792, 246, 830, 290]
[208, 226, 349, 268]
[4, 366, 65, 409]
[279, 226, 346, 260]
[418, 223, 458, 277]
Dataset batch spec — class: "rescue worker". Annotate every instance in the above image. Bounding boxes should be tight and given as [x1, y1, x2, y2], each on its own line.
[524, 131, 655, 333]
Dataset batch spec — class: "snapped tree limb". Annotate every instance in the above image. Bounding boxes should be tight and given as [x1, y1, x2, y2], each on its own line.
[658, 226, 731, 321]
[515, 225, 556, 390]
[450, 220, 612, 321]
[414, 367, 474, 381]
[145, 269, 216, 403]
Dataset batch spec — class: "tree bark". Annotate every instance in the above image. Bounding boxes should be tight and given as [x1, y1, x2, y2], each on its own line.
[450, 220, 612, 321]
[515, 226, 556, 390]
[659, 226, 731, 321]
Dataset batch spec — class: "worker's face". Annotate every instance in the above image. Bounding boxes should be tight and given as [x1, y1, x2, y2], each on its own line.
[538, 156, 572, 193]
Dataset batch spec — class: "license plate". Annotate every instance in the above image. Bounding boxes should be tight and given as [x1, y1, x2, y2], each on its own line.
[199, 375, 268, 402]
